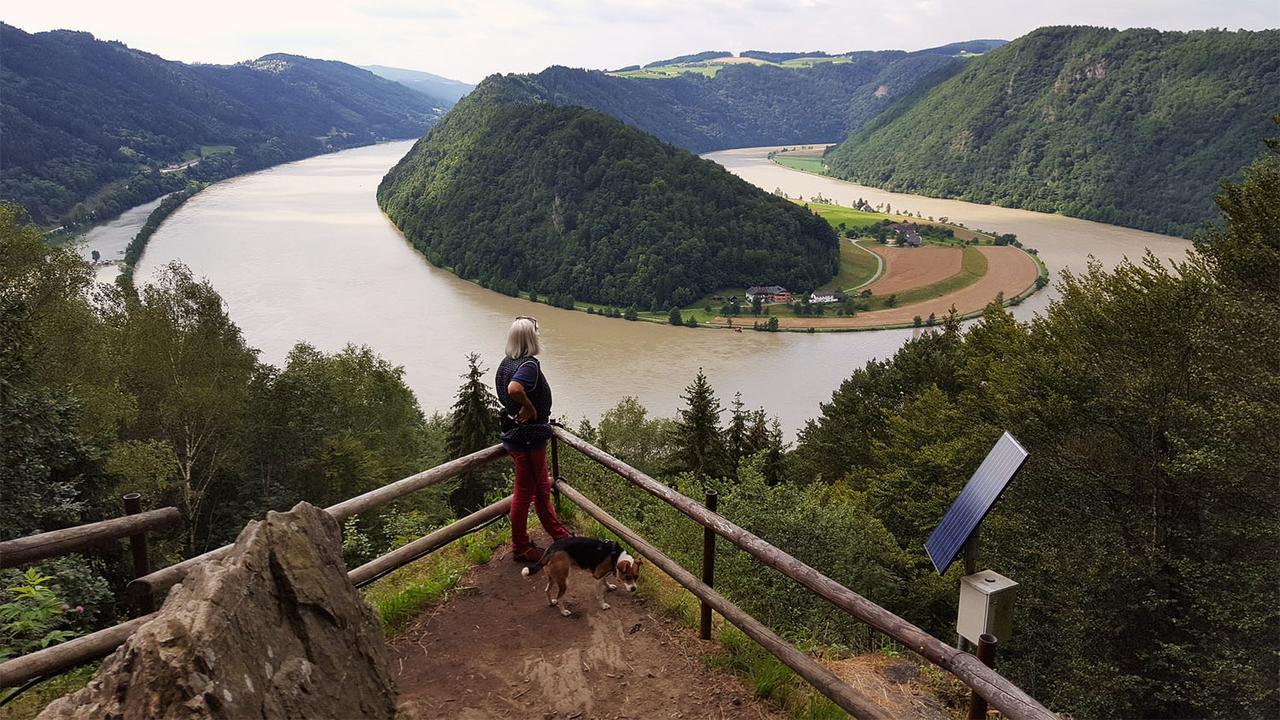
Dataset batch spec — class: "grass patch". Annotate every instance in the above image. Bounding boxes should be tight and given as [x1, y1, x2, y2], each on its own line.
[820, 239, 881, 291]
[773, 156, 827, 174]
[613, 64, 723, 78]
[200, 145, 235, 158]
[779, 56, 853, 69]
[0, 665, 95, 720]
[361, 522, 510, 636]
[803, 202, 892, 230]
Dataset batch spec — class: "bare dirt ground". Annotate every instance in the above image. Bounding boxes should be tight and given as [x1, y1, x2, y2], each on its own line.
[864, 246, 963, 295]
[392, 532, 784, 720]
[765, 246, 1040, 330]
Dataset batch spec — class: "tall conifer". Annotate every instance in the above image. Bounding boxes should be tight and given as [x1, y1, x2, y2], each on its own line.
[445, 353, 500, 512]
[669, 369, 728, 480]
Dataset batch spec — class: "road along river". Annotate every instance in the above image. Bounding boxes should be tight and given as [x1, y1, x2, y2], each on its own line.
[135, 141, 1191, 436]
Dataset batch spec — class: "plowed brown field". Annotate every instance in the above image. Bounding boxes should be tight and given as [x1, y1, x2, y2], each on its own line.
[865, 246, 962, 294]
[721, 246, 1039, 330]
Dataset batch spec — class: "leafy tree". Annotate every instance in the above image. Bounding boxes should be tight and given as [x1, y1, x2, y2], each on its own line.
[596, 397, 676, 476]
[117, 262, 258, 552]
[668, 307, 682, 326]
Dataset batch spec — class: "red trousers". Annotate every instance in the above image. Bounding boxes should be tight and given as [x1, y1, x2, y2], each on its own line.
[509, 448, 569, 549]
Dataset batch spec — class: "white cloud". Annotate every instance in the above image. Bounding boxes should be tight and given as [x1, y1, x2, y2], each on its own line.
[6, 0, 1276, 83]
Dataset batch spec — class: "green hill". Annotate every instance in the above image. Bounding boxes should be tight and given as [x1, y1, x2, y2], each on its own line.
[482, 48, 974, 153]
[377, 83, 838, 310]
[826, 27, 1280, 236]
[0, 24, 443, 227]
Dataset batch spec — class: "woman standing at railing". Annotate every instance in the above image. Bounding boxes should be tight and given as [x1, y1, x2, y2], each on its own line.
[496, 317, 571, 563]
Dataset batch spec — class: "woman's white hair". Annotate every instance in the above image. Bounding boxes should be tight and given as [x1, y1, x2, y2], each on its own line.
[505, 317, 541, 358]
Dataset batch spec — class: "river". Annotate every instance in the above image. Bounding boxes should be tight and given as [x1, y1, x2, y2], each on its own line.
[135, 141, 1191, 436]
[75, 195, 167, 284]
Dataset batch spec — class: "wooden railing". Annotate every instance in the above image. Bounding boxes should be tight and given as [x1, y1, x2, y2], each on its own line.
[0, 445, 507, 690]
[1, 431, 1055, 720]
[548, 426, 1055, 720]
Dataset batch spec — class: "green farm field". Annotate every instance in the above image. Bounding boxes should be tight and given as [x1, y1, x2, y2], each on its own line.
[773, 155, 827, 174]
[820, 239, 881, 291]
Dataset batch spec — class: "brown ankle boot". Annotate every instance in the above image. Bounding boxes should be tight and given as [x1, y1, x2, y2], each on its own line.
[512, 544, 543, 563]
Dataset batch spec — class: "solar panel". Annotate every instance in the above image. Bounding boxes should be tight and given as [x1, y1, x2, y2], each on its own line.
[924, 432, 1029, 575]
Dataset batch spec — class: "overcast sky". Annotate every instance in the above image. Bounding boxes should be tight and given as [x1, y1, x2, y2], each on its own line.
[7, 1, 1277, 84]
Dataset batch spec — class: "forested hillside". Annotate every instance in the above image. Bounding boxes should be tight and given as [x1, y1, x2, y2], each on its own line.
[0, 24, 442, 227]
[378, 83, 838, 309]
[483, 50, 969, 152]
[826, 27, 1280, 235]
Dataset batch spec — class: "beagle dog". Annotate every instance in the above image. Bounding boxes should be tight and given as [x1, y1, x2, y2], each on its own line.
[521, 537, 643, 616]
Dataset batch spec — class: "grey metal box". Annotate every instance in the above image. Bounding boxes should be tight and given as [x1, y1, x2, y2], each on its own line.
[957, 569, 1018, 644]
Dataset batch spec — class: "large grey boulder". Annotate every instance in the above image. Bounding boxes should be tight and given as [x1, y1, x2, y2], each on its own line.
[39, 502, 396, 719]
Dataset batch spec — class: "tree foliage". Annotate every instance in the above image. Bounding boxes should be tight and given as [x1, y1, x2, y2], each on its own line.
[667, 370, 730, 481]
[0, 23, 441, 227]
[444, 353, 501, 513]
[379, 91, 838, 308]
[827, 27, 1280, 236]
[494, 52, 969, 153]
[791, 133, 1280, 717]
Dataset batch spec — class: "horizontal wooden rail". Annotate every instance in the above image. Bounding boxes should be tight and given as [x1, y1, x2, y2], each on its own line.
[128, 444, 507, 602]
[0, 613, 157, 688]
[552, 427, 1055, 720]
[558, 481, 892, 720]
[350, 495, 512, 587]
[5, 483, 514, 689]
[0, 508, 182, 569]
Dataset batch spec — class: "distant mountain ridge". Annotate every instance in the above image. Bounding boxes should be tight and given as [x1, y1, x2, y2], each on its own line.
[361, 65, 474, 105]
[826, 27, 1280, 235]
[472, 46, 987, 153]
[0, 23, 444, 226]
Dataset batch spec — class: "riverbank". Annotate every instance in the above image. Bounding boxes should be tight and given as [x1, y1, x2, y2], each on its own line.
[117, 184, 205, 289]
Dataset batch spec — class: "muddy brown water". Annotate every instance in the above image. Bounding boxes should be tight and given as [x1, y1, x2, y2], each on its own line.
[134, 141, 1191, 436]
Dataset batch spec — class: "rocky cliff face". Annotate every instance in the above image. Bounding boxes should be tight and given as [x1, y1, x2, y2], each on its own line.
[39, 502, 396, 720]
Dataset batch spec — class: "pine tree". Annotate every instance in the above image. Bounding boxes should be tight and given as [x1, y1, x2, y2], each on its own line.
[669, 369, 728, 480]
[445, 352, 500, 513]
[726, 392, 748, 469]
[668, 307, 682, 325]
[761, 418, 787, 486]
[745, 408, 770, 458]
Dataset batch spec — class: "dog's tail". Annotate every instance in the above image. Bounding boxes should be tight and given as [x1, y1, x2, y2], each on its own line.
[521, 557, 548, 577]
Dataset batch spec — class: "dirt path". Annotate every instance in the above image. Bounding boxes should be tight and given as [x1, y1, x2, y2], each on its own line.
[864, 246, 962, 295]
[392, 533, 782, 720]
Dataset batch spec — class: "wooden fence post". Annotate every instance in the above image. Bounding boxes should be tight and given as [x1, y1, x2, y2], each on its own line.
[968, 633, 999, 720]
[122, 493, 153, 614]
[700, 489, 718, 640]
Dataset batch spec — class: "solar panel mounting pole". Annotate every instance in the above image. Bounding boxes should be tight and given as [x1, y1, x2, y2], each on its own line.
[962, 534, 979, 576]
